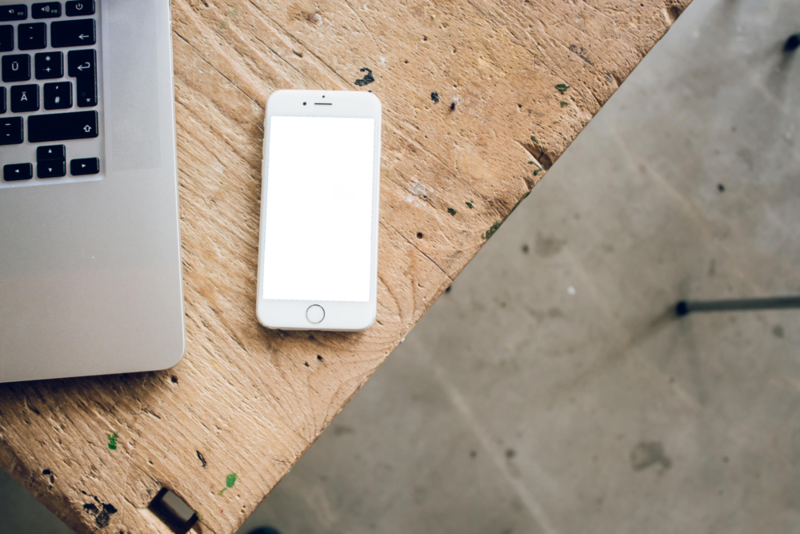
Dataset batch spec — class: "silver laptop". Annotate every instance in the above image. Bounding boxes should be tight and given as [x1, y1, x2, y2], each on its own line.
[0, 0, 185, 383]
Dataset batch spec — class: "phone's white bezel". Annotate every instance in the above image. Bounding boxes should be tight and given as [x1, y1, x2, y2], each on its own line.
[256, 90, 382, 331]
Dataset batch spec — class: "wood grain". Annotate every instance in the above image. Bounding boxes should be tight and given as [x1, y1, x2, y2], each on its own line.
[0, 1, 690, 532]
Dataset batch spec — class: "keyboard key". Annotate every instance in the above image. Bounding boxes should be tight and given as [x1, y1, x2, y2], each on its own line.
[0, 117, 22, 145]
[51, 19, 95, 48]
[43, 81, 71, 110]
[32, 2, 62, 19]
[4, 163, 32, 181]
[0, 87, 5, 114]
[0, 5, 27, 22]
[11, 84, 39, 112]
[18, 23, 46, 50]
[38, 160, 66, 178]
[0, 25, 13, 52]
[2, 54, 30, 82]
[68, 49, 95, 107]
[37, 144, 66, 161]
[28, 110, 97, 143]
[35, 51, 63, 79]
[70, 157, 98, 176]
[66, 0, 94, 17]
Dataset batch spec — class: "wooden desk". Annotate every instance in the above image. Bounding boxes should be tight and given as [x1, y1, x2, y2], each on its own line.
[0, 1, 690, 532]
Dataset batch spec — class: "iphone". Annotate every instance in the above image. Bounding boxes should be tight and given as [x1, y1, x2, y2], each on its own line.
[256, 90, 382, 331]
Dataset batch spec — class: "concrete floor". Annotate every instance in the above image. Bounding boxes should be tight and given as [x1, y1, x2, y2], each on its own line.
[3, 0, 800, 532]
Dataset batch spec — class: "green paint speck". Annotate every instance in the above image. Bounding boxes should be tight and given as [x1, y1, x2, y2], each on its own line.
[466, 201, 474, 209]
[448, 208, 457, 216]
[107, 433, 118, 451]
[482, 221, 503, 240]
[556, 83, 571, 94]
[219, 473, 238, 495]
[530, 135, 538, 144]
[560, 101, 569, 108]
[534, 169, 542, 176]
[195, 511, 203, 522]
[480, 192, 529, 240]
[228, 8, 238, 16]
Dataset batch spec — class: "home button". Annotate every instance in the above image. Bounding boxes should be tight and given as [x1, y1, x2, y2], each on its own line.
[306, 305, 325, 324]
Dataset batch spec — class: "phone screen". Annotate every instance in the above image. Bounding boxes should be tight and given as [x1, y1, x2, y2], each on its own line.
[262, 116, 376, 303]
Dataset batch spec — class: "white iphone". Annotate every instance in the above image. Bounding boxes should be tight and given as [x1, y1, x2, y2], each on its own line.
[256, 90, 382, 331]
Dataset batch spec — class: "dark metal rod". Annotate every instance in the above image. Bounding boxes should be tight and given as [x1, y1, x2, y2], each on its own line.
[785, 33, 800, 52]
[676, 297, 800, 316]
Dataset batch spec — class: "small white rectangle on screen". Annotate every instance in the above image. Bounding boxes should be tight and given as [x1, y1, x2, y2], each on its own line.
[272, 203, 368, 224]
[331, 180, 358, 202]
[269, 191, 300, 204]
[339, 226, 369, 236]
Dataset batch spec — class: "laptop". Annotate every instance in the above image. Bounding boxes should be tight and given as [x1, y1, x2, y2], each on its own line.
[0, 0, 185, 383]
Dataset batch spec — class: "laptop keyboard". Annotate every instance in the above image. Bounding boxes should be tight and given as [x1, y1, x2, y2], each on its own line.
[0, 0, 101, 186]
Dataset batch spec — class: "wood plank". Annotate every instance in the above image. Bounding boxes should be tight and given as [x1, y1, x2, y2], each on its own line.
[0, 1, 690, 532]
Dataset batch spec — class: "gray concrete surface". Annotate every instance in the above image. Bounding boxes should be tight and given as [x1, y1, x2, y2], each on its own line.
[3, 0, 800, 532]
[239, 1, 800, 532]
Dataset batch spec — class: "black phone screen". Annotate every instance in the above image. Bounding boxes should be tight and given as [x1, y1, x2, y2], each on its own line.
[264, 118, 375, 300]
